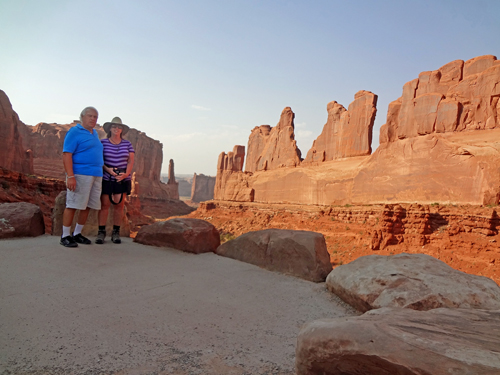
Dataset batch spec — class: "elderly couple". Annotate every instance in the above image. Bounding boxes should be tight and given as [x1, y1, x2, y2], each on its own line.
[60, 106, 135, 247]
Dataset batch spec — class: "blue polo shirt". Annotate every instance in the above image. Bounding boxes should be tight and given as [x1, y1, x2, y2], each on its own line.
[63, 123, 104, 176]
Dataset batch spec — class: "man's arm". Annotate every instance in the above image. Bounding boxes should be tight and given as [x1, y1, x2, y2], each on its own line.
[63, 152, 76, 191]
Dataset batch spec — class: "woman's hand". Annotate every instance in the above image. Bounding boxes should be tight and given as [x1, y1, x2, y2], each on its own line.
[106, 166, 118, 177]
[115, 172, 128, 182]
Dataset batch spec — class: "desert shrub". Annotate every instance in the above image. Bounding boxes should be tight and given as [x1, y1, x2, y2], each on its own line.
[220, 233, 236, 243]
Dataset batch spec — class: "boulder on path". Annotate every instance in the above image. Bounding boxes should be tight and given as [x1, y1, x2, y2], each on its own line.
[296, 307, 500, 375]
[134, 218, 220, 254]
[216, 229, 331, 282]
[326, 253, 500, 312]
[0, 202, 44, 239]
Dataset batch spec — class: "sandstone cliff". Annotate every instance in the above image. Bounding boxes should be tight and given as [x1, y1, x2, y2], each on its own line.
[214, 55, 500, 206]
[303, 90, 377, 163]
[214, 145, 253, 201]
[0, 90, 33, 174]
[191, 173, 215, 202]
[245, 107, 302, 172]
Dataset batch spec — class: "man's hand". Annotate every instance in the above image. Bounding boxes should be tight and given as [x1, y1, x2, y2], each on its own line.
[66, 177, 76, 191]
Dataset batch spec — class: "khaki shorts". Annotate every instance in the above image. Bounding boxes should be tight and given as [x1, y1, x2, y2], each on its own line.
[66, 174, 102, 210]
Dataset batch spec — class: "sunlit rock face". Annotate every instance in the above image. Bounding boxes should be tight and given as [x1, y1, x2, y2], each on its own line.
[303, 90, 377, 163]
[245, 107, 302, 173]
[214, 55, 500, 206]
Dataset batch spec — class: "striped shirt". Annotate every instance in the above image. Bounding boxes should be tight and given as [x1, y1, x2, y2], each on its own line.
[101, 138, 135, 181]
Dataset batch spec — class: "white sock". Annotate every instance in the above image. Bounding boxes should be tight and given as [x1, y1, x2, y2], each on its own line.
[62, 226, 71, 238]
[74, 223, 84, 235]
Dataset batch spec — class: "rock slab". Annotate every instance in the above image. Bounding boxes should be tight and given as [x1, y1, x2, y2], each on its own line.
[0, 202, 44, 238]
[326, 253, 500, 312]
[296, 307, 500, 375]
[216, 229, 331, 282]
[134, 218, 220, 254]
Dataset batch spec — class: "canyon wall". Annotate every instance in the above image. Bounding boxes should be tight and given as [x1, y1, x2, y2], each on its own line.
[191, 173, 216, 202]
[0, 92, 178, 200]
[214, 55, 500, 206]
[0, 90, 33, 175]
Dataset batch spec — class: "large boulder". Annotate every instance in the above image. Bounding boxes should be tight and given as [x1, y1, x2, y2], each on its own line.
[326, 253, 500, 312]
[0, 202, 44, 238]
[296, 307, 500, 375]
[134, 218, 220, 254]
[216, 229, 331, 282]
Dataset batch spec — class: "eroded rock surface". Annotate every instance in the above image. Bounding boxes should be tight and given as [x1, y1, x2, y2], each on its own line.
[326, 253, 500, 312]
[214, 145, 254, 201]
[296, 307, 500, 375]
[134, 218, 220, 254]
[0, 90, 33, 174]
[245, 107, 302, 172]
[191, 173, 215, 202]
[304, 90, 377, 163]
[216, 229, 331, 282]
[0, 202, 44, 238]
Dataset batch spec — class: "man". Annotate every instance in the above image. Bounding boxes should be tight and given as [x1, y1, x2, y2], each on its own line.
[60, 106, 104, 247]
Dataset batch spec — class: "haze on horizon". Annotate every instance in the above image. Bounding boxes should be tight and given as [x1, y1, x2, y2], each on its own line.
[1, 0, 499, 176]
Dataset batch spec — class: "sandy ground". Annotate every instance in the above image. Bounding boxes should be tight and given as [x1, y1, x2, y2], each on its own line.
[0, 235, 357, 375]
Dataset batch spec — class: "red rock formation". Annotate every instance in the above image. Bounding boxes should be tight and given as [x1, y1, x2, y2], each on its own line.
[382, 55, 500, 141]
[214, 55, 500, 206]
[303, 90, 377, 163]
[214, 145, 253, 201]
[0, 167, 66, 233]
[245, 107, 302, 172]
[0, 90, 33, 174]
[191, 173, 215, 202]
[17, 117, 179, 200]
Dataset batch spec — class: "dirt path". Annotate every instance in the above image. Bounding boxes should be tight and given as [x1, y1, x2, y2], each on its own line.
[0, 236, 357, 375]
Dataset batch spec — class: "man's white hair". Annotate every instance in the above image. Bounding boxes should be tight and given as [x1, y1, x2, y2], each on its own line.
[79, 106, 98, 121]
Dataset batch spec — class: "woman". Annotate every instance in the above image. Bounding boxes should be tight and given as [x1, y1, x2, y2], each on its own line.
[96, 117, 135, 244]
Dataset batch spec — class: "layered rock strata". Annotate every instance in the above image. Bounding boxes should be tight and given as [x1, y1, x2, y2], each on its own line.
[214, 55, 500, 206]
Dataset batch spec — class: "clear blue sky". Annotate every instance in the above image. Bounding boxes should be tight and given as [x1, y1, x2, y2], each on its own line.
[1, 0, 499, 176]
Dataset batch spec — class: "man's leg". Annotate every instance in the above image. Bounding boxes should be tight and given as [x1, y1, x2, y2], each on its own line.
[61, 207, 78, 247]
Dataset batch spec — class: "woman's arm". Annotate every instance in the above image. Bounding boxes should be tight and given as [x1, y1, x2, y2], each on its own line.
[116, 152, 135, 182]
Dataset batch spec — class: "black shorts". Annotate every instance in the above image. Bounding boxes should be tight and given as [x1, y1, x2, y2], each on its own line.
[102, 179, 132, 196]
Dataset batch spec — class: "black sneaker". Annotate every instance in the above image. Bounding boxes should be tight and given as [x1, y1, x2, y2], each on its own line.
[73, 233, 92, 245]
[60, 235, 78, 248]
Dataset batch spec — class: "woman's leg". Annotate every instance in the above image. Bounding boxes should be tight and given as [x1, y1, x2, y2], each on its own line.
[112, 194, 125, 226]
[98, 194, 111, 226]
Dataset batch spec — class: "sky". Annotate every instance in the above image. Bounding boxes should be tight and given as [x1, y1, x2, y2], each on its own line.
[1, 0, 499, 176]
